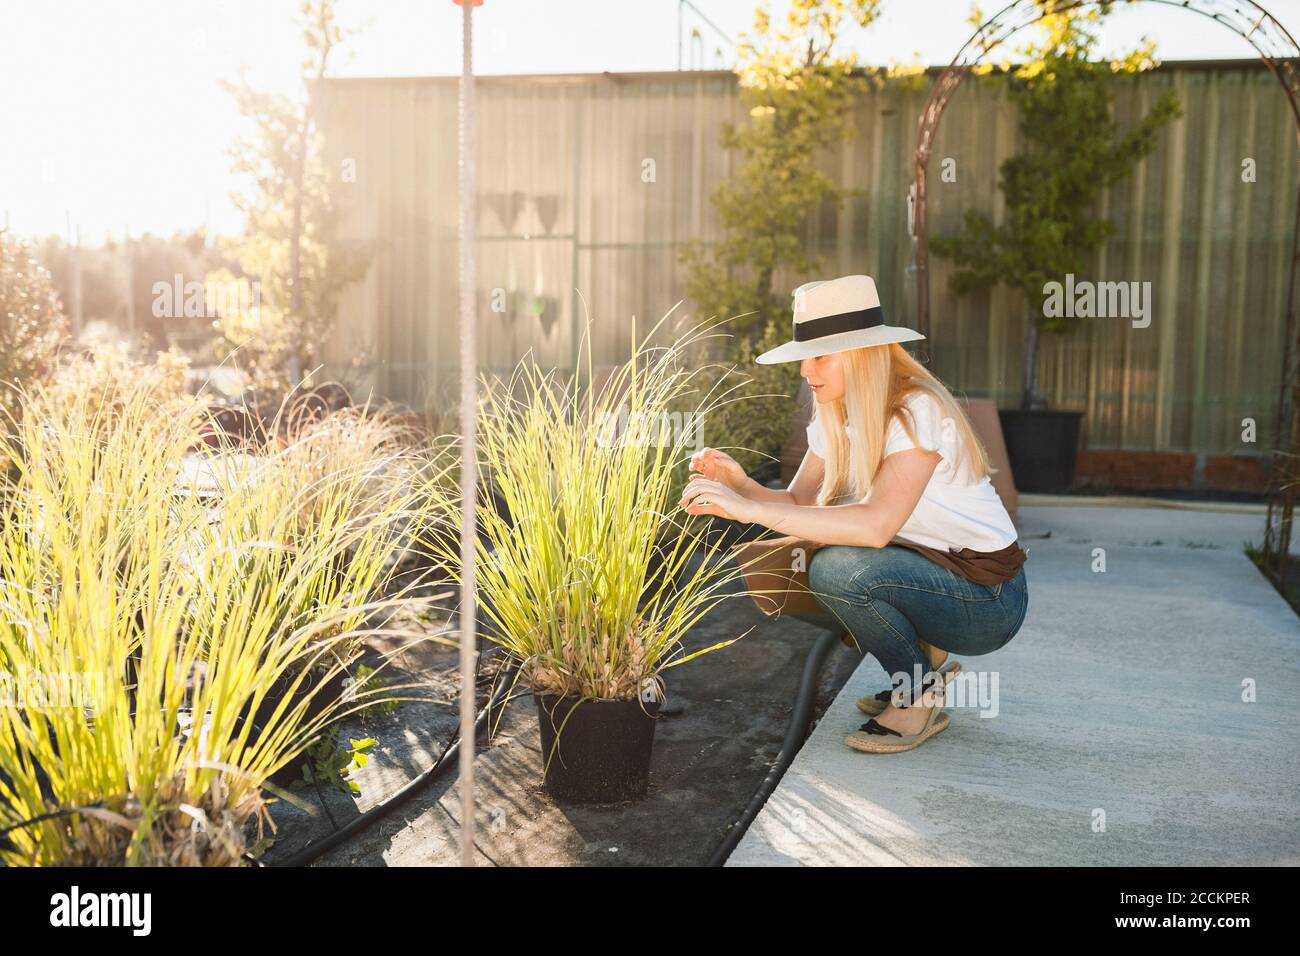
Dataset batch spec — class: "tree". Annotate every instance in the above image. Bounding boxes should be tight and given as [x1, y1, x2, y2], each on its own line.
[679, 0, 883, 340]
[211, 0, 371, 400]
[931, 2, 1180, 409]
[678, 1, 890, 478]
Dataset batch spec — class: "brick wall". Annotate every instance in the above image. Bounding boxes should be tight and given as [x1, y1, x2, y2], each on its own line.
[1074, 451, 1272, 494]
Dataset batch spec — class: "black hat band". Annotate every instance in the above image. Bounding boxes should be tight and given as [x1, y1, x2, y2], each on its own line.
[793, 305, 886, 342]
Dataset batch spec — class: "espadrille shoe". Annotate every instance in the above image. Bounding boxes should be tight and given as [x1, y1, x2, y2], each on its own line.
[856, 659, 961, 716]
[845, 702, 950, 754]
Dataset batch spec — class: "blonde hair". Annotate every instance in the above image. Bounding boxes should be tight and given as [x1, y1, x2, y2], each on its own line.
[812, 343, 992, 506]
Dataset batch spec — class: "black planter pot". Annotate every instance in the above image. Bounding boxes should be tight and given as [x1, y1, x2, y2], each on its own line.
[534, 693, 660, 803]
[998, 409, 1085, 493]
[243, 666, 350, 789]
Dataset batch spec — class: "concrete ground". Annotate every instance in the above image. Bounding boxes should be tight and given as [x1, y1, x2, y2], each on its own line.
[729, 501, 1300, 866]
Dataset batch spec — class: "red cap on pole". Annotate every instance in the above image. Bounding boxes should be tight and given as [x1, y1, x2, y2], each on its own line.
[452, 0, 483, 6]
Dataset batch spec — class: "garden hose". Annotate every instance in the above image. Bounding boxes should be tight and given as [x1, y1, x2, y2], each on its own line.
[270, 662, 519, 868]
[705, 629, 842, 867]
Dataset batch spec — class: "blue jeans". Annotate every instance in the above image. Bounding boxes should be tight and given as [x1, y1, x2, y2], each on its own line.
[792, 544, 1029, 705]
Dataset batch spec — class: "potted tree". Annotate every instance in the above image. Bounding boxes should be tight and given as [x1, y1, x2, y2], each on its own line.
[425, 316, 746, 803]
[931, 12, 1179, 491]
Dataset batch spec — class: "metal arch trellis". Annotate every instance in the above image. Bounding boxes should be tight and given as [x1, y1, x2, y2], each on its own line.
[907, 0, 1300, 587]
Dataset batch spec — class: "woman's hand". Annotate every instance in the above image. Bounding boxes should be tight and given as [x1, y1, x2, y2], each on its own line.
[688, 447, 750, 493]
[680, 475, 760, 524]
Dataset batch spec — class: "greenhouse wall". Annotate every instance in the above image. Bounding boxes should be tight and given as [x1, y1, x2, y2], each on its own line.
[317, 61, 1297, 461]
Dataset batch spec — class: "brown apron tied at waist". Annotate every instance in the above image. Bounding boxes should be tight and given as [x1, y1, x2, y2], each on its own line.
[888, 537, 1028, 586]
[731, 535, 1028, 620]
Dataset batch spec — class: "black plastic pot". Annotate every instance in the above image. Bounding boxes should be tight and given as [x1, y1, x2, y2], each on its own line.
[534, 693, 660, 803]
[998, 409, 1085, 493]
[243, 666, 350, 789]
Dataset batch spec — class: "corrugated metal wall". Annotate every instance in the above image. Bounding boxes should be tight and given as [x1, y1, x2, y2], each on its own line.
[318, 62, 1297, 454]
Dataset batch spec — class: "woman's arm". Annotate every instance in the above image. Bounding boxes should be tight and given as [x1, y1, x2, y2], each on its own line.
[740, 449, 825, 506]
[681, 447, 941, 548]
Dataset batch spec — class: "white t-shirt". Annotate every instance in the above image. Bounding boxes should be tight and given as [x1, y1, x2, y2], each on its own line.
[805, 391, 1018, 553]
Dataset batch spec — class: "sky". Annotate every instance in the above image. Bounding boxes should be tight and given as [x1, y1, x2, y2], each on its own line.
[3, 0, 1297, 243]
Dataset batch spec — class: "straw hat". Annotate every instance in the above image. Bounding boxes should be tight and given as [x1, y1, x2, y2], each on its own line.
[754, 274, 924, 365]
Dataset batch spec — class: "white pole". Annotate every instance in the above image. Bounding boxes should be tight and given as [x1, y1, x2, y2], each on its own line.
[456, 0, 479, 869]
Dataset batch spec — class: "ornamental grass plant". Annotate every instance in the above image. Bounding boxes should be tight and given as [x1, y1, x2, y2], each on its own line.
[423, 313, 750, 703]
[0, 379, 434, 866]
